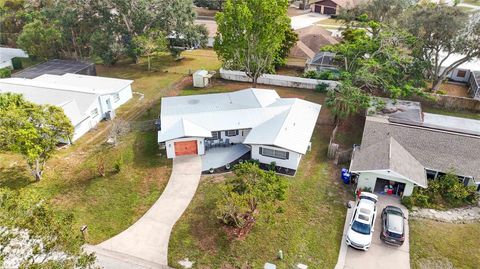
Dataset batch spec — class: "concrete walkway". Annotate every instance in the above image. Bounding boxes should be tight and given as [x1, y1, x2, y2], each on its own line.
[89, 155, 202, 268]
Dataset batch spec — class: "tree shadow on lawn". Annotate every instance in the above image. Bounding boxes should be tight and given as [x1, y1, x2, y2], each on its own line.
[0, 166, 35, 190]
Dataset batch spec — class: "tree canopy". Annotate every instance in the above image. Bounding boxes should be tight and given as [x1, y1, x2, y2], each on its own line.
[214, 0, 293, 87]
[216, 162, 287, 233]
[401, 5, 480, 92]
[3, 0, 207, 64]
[0, 93, 73, 181]
[0, 188, 97, 268]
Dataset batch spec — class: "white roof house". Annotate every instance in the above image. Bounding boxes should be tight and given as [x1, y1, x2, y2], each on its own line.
[158, 88, 321, 172]
[0, 47, 28, 69]
[0, 74, 133, 141]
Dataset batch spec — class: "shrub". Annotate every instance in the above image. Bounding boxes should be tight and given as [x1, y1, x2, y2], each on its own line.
[0, 68, 11, 78]
[216, 162, 288, 232]
[315, 82, 329, 93]
[401, 196, 413, 209]
[437, 89, 447, 95]
[408, 172, 479, 209]
[113, 156, 124, 173]
[303, 70, 339, 80]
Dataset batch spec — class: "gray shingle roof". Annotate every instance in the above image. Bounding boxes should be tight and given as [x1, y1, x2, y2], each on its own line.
[360, 119, 480, 180]
[350, 137, 428, 187]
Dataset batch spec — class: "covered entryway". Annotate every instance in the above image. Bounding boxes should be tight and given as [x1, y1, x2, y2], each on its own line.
[374, 177, 406, 196]
[174, 140, 198, 156]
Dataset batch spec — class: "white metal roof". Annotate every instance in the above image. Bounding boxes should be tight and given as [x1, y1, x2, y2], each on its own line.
[158, 89, 321, 154]
[0, 79, 97, 127]
[0, 47, 28, 63]
[440, 53, 480, 71]
[33, 73, 133, 95]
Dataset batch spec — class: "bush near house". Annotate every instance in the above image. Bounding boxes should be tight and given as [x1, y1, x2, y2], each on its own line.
[0, 68, 11, 78]
[216, 162, 288, 236]
[402, 173, 479, 209]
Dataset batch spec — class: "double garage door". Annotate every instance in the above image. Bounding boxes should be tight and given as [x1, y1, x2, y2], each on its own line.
[174, 140, 198, 156]
[314, 4, 336, 15]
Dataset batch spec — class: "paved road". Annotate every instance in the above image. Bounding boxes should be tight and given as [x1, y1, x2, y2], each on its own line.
[89, 155, 202, 268]
[336, 195, 411, 269]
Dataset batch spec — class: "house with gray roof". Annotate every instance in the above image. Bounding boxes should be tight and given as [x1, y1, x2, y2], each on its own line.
[349, 99, 480, 197]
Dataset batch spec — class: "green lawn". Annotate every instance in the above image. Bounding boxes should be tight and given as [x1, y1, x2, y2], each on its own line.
[0, 50, 221, 243]
[168, 85, 349, 269]
[410, 219, 480, 269]
[462, 0, 480, 5]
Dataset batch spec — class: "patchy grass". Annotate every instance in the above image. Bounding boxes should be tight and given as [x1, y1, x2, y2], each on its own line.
[434, 82, 470, 98]
[410, 219, 480, 269]
[316, 18, 346, 27]
[0, 131, 171, 244]
[462, 0, 480, 4]
[422, 107, 480, 120]
[0, 50, 217, 243]
[169, 85, 349, 269]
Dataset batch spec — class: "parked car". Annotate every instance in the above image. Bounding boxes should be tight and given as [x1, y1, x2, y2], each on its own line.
[346, 192, 378, 251]
[380, 205, 406, 246]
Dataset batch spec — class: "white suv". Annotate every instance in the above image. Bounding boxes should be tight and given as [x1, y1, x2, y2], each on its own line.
[345, 192, 378, 251]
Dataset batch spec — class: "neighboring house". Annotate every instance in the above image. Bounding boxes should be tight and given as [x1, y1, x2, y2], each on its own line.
[439, 54, 480, 99]
[157, 88, 321, 173]
[350, 99, 480, 197]
[310, 0, 362, 15]
[12, 59, 96, 79]
[289, 25, 339, 60]
[305, 51, 337, 72]
[0, 74, 133, 142]
[469, 71, 480, 99]
[0, 47, 28, 69]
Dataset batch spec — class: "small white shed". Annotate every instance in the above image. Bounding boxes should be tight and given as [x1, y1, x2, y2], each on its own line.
[193, 70, 213, 88]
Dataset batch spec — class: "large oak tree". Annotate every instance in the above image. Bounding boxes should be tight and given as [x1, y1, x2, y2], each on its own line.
[214, 0, 292, 87]
[402, 5, 480, 92]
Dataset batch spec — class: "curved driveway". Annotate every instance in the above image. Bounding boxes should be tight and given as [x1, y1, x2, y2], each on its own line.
[91, 155, 202, 268]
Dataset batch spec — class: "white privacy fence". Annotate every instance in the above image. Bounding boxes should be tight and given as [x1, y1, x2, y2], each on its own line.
[219, 69, 339, 90]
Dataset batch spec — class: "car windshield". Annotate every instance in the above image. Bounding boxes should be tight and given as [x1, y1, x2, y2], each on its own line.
[388, 231, 403, 238]
[352, 221, 371, 235]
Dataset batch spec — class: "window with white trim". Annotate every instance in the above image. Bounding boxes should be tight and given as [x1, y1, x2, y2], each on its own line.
[259, 147, 289, 160]
[91, 108, 99, 117]
[226, 130, 239, 137]
[113, 93, 120, 102]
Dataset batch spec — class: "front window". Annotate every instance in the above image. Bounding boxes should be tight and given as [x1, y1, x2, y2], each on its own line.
[113, 93, 120, 102]
[91, 108, 99, 117]
[260, 147, 289, 160]
[211, 131, 220, 140]
[351, 221, 371, 235]
[226, 130, 238, 137]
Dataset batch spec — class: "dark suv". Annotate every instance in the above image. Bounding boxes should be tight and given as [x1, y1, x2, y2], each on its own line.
[380, 206, 406, 246]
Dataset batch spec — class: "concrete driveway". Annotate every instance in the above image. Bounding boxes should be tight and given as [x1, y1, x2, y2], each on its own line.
[336, 195, 410, 269]
[88, 155, 202, 268]
[290, 13, 330, 30]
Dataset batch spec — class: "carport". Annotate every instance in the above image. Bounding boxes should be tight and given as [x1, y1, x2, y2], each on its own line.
[349, 137, 428, 197]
